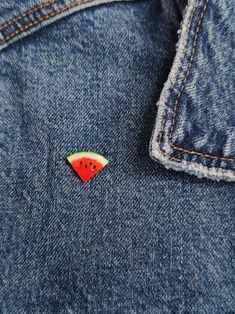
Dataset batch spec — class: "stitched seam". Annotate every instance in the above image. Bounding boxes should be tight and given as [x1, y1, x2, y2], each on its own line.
[1, 0, 234, 166]
[0, 0, 59, 31]
[169, 1, 206, 143]
[0, 0, 94, 45]
[159, 0, 235, 163]
[160, 150, 181, 163]
[158, 0, 199, 146]
[170, 145, 235, 161]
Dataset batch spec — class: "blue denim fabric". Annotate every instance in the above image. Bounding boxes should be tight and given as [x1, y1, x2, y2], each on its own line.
[150, 0, 235, 181]
[0, 0, 234, 313]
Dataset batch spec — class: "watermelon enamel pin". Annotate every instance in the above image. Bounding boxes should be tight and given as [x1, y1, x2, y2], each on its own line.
[67, 151, 109, 182]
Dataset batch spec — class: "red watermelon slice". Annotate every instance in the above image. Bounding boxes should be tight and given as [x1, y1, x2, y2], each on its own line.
[67, 151, 109, 182]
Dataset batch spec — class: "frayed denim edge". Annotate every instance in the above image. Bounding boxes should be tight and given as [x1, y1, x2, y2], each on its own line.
[148, 0, 235, 182]
[150, 138, 235, 182]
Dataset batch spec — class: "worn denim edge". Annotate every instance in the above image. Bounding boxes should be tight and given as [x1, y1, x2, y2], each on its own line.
[148, 0, 235, 182]
[150, 138, 235, 182]
[0, 0, 135, 52]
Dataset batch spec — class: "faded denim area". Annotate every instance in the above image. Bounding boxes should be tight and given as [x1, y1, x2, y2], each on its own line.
[150, 0, 235, 181]
[0, 0, 234, 313]
[173, 1, 235, 160]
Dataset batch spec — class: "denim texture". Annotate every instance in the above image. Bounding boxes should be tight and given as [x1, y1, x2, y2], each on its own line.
[0, 0, 234, 313]
[150, 0, 235, 181]
[0, 0, 138, 52]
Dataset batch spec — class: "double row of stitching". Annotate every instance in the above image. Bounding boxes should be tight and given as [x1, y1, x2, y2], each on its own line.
[1, 0, 234, 165]
[159, 0, 235, 163]
[0, 0, 59, 31]
[0, 0, 94, 45]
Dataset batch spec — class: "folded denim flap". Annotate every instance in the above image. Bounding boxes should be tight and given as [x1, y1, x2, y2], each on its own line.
[149, 0, 235, 182]
[0, 0, 135, 51]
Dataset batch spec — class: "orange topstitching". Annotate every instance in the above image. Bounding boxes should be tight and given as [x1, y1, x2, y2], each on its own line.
[0, 0, 94, 45]
[0, 0, 59, 31]
[0, 0, 234, 163]
[159, 0, 235, 163]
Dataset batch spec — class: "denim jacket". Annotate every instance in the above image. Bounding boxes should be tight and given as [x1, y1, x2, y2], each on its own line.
[0, 0, 234, 313]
